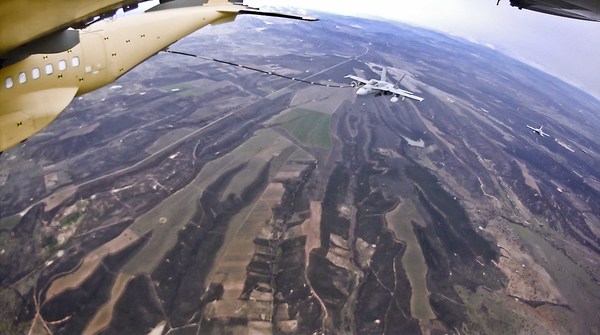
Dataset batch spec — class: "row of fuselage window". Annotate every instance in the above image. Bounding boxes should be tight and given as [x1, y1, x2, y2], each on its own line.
[4, 56, 81, 89]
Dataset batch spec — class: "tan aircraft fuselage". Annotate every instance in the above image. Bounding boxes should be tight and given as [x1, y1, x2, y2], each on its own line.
[0, 4, 239, 152]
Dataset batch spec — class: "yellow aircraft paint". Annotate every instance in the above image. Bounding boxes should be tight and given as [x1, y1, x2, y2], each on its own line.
[0, 0, 152, 55]
[0, 1, 312, 152]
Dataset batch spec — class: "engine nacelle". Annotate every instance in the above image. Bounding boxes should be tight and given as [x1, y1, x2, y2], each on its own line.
[351, 81, 358, 87]
[390, 96, 399, 103]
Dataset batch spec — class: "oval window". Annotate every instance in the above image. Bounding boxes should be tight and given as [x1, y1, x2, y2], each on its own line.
[32, 67, 40, 79]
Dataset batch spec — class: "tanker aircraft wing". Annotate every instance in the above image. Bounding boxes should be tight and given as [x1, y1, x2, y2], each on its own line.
[503, 0, 600, 21]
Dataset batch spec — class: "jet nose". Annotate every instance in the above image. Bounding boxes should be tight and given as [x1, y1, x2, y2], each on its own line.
[356, 87, 369, 95]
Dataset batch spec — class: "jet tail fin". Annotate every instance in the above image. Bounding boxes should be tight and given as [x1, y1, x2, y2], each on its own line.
[380, 67, 387, 82]
[394, 74, 406, 88]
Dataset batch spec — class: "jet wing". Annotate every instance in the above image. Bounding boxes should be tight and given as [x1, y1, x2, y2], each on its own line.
[374, 86, 424, 102]
[0, 87, 78, 152]
[345, 75, 369, 85]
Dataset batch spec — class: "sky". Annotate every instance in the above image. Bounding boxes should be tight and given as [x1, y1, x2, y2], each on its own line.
[240, 0, 600, 100]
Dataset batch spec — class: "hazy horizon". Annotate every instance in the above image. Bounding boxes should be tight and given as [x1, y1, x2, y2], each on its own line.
[246, 0, 600, 101]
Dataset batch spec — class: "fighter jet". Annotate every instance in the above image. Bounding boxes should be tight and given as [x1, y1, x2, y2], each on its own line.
[526, 124, 550, 137]
[345, 68, 424, 103]
[0, 0, 317, 152]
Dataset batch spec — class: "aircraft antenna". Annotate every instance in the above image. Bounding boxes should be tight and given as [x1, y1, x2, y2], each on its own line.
[394, 74, 406, 88]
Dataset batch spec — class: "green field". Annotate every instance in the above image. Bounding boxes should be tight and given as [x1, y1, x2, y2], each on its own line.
[122, 129, 292, 274]
[275, 109, 332, 149]
[455, 285, 548, 335]
[59, 212, 81, 227]
[0, 214, 20, 230]
[511, 223, 600, 331]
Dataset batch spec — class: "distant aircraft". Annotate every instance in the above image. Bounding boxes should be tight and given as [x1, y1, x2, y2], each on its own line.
[345, 68, 424, 103]
[526, 124, 550, 137]
[0, 0, 317, 152]
[501, 0, 600, 22]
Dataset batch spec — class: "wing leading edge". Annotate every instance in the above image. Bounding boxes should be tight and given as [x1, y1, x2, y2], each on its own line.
[345, 75, 369, 85]
[375, 86, 424, 102]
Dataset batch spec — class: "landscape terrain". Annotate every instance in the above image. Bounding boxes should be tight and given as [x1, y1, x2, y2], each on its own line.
[1, 13, 600, 335]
